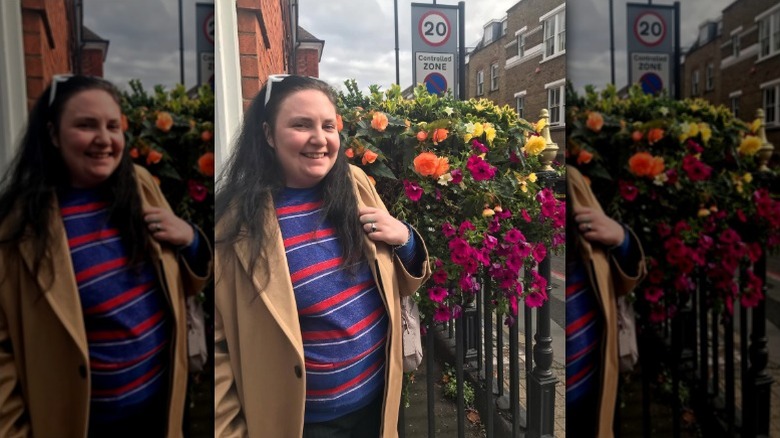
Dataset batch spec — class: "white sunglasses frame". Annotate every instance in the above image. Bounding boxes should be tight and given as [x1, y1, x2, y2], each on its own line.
[48, 74, 75, 106]
[264, 74, 291, 106]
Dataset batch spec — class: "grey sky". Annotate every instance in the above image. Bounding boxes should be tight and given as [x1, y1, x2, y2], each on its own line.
[298, 0, 521, 92]
[568, 0, 736, 92]
[83, 0, 210, 91]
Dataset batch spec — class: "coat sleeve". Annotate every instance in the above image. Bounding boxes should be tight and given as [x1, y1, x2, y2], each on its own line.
[350, 166, 432, 295]
[135, 165, 213, 296]
[0, 302, 31, 438]
[609, 226, 647, 297]
[213, 300, 247, 437]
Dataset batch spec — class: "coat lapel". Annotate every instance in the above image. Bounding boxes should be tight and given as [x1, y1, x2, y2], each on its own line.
[19, 211, 89, 360]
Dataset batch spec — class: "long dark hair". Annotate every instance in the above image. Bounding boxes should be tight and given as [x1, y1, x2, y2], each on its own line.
[0, 75, 149, 276]
[216, 75, 364, 282]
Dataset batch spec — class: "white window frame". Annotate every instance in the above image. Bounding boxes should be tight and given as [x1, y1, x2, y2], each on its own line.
[706, 63, 714, 91]
[762, 80, 780, 126]
[490, 63, 499, 91]
[477, 70, 484, 96]
[692, 70, 700, 96]
[732, 34, 741, 58]
[0, 2, 27, 168]
[215, 0, 243, 173]
[757, 7, 780, 59]
[545, 79, 565, 126]
[729, 91, 742, 118]
[517, 33, 525, 58]
[514, 91, 527, 119]
[540, 5, 566, 60]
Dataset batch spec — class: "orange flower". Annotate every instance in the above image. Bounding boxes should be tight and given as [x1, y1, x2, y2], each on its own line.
[121, 114, 129, 132]
[362, 149, 379, 165]
[336, 114, 344, 132]
[629, 152, 665, 177]
[371, 112, 388, 132]
[201, 130, 213, 142]
[129, 148, 139, 159]
[647, 128, 664, 145]
[367, 175, 376, 186]
[416, 130, 428, 142]
[586, 112, 604, 133]
[631, 130, 643, 142]
[146, 149, 163, 165]
[345, 148, 354, 158]
[198, 152, 215, 176]
[432, 128, 448, 144]
[155, 111, 174, 132]
[433, 156, 450, 178]
[577, 149, 593, 164]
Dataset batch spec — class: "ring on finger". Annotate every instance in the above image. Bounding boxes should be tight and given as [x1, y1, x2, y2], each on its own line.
[370, 223, 377, 233]
[584, 223, 591, 231]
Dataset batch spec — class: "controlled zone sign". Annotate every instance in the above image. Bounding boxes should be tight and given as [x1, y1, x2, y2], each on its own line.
[415, 52, 454, 95]
[630, 52, 669, 95]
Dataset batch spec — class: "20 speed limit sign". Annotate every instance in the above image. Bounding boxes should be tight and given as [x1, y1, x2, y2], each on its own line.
[418, 11, 451, 47]
[633, 11, 666, 47]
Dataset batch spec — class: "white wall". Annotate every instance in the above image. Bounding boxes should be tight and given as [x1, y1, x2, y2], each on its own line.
[0, 1, 27, 171]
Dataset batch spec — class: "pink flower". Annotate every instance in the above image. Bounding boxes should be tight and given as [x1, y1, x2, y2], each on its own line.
[403, 179, 423, 201]
[459, 275, 479, 293]
[619, 180, 638, 202]
[532, 243, 547, 263]
[504, 228, 525, 244]
[521, 209, 532, 222]
[483, 234, 498, 250]
[525, 291, 547, 308]
[188, 180, 208, 202]
[471, 139, 488, 154]
[682, 155, 712, 181]
[458, 220, 475, 235]
[428, 286, 449, 303]
[432, 269, 448, 285]
[466, 155, 497, 181]
[644, 287, 664, 303]
[434, 306, 451, 322]
[451, 169, 463, 184]
[442, 222, 456, 238]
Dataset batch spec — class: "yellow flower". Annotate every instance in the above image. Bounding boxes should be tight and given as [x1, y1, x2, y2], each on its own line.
[484, 124, 496, 144]
[698, 123, 712, 143]
[535, 118, 547, 133]
[687, 122, 699, 138]
[528, 172, 537, 183]
[750, 118, 762, 133]
[738, 135, 762, 155]
[474, 102, 486, 111]
[482, 208, 495, 218]
[437, 172, 453, 186]
[473, 122, 484, 138]
[743, 172, 753, 183]
[697, 208, 710, 217]
[519, 181, 528, 193]
[523, 136, 547, 156]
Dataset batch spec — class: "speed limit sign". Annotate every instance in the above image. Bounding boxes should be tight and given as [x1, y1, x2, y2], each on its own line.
[418, 11, 451, 47]
[633, 11, 666, 47]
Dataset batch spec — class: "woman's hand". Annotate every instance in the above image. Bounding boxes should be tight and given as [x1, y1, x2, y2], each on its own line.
[144, 207, 195, 247]
[573, 206, 625, 248]
[358, 207, 410, 246]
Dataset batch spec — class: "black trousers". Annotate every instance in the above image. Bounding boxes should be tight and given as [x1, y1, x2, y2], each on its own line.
[303, 394, 384, 438]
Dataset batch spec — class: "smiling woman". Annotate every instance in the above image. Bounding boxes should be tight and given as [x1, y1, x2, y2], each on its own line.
[0, 75, 213, 438]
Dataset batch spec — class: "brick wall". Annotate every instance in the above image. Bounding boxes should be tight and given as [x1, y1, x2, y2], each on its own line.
[296, 48, 319, 78]
[80, 48, 104, 77]
[22, 0, 73, 109]
[467, 0, 565, 147]
[237, 0, 289, 109]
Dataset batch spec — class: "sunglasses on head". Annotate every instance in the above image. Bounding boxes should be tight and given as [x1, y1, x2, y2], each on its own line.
[49, 74, 75, 106]
[263, 74, 326, 106]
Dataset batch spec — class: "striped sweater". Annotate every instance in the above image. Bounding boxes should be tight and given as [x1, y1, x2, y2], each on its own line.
[275, 186, 388, 423]
[59, 187, 170, 424]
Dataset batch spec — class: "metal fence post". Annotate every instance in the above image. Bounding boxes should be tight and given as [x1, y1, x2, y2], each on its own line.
[528, 256, 557, 437]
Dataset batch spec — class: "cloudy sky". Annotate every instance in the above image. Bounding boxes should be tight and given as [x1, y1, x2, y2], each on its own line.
[568, 0, 736, 92]
[298, 0, 521, 92]
[83, 0, 210, 91]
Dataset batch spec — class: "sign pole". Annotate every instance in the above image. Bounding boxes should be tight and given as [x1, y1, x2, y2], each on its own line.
[674, 1, 680, 99]
[609, 0, 615, 84]
[394, 0, 400, 85]
[178, 0, 184, 85]
[458, 1, 465, 100]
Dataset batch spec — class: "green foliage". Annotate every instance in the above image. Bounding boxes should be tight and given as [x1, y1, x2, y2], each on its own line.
[441, 363, 475, 407]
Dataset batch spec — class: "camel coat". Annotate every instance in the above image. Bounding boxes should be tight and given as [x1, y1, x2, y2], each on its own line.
[0, 165, 212, 438]
[214, 165, 431, 438]
[567, 166, 646, 438]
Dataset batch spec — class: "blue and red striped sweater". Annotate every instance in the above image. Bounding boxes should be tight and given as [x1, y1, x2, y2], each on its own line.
[59, 187, 170, 425]
[275, 186, 388, 423]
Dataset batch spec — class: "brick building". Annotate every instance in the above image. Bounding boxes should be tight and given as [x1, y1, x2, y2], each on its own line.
[466, 0, 565, 148]
[215, 0, 323, 168]
[0, 0, 107, 171]
[682, 0, 780, 149]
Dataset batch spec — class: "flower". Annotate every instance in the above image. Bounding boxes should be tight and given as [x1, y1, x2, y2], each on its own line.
[345, 148, 354, 158]
[523, 135, 547, 156]
[413, 152, 440, 177]
[428, 286, 448, 303]
[535, 118, 546, 133]
[484, 124, 496, 144]
[371, 112, 389, 131]
[466, 155, 497, 181]
[586, 112, 604, 132]
[628, 152, 665, 177]
[336, 114, 344, 132]
[619, 180, 638, 201]
[187, 179, 208, 202]
[631, 130, 643, 142]
[197, 152, 215, 176]
[121, 114, 129, 132]
[403, 179, 423, 201]
[155, 112, 174, 132]
[647, 127, 664, 144]
[129, 148, 139, 159]
[450, 169, 463, 184]
[577, 149, 593, 165]
[146, 149, 163, 165]
[201, 130, 213, 142]
[432, 128, 449, 144]
[362, 149, 379, 165]
[738, 135, 762, 155]
[416, 130, 428, 142]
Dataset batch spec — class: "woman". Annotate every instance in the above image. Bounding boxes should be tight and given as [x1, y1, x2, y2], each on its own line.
[0, 75, 212, 437]
[214, 75, 430, 437]
[565, 165, 646, 437]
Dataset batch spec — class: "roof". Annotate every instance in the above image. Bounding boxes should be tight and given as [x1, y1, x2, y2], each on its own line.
[81, 25, 107, 43]
[297, 26, 323, 43]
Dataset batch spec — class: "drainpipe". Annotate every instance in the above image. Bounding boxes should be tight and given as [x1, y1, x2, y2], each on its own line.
[73, 0, 83, 73]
